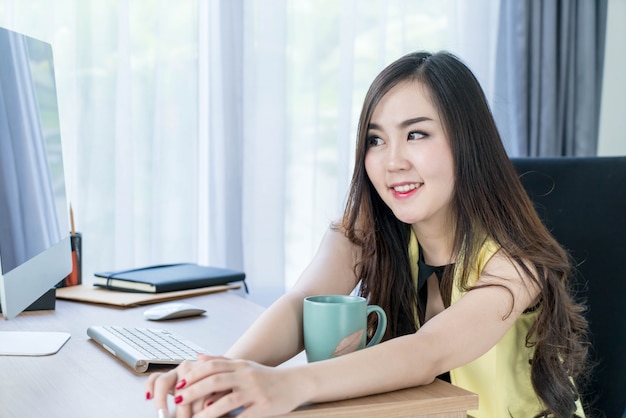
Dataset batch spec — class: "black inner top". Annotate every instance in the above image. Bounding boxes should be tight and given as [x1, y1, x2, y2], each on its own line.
[417, 248, 453, 383]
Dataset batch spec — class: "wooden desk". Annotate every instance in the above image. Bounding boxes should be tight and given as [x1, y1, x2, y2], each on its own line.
[0, 291, 477, 417]
[281, 379, 476, 418]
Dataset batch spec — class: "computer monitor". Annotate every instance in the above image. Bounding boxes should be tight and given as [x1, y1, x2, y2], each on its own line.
[0, 26, 72, 320]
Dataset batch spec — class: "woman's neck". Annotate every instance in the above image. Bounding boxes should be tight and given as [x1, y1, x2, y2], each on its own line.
[412, 223, 455, 266]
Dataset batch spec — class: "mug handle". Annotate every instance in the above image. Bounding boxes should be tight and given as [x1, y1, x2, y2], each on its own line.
[365, 305, 387, 347]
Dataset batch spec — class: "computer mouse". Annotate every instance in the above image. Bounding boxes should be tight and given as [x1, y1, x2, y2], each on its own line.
[143, 302, 206, 321]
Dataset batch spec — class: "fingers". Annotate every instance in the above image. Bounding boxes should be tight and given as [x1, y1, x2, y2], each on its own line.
[197, 353, 223, 361]
[206, 390, 255, 418]
[147, 369, 178, 416]
[145, 360, 201, 416]
[174, 360, 250, 416]
[174, 402, 192, 418]
[191, 397, 209, 416]
[145, 372, 159, 400]
[145, 358, 225, 417]
[146, 358, 255, 418]
[192, 389, 274, 418]
[188, 390, 249, 418]
[174, 357, 236, 393]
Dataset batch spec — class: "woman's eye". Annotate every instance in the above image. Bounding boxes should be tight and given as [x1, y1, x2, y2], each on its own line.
[367, 136, 384, 147]
[408, 131, 426, 140]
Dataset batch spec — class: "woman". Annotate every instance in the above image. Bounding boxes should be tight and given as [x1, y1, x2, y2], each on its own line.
[146, 51, 589, 417]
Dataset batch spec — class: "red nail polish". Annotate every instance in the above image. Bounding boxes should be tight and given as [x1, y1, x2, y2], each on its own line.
[206, 401, 213, 407]
[175, 379, 186, 390]
[146, 392, 152, 400]
[174, 395, 183, 404]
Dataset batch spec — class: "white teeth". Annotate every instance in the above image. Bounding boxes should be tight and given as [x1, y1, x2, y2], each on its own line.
[393, 183, 418, 193]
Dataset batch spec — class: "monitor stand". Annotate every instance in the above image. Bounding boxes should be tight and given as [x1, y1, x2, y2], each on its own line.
[0, 331, 71, 356]
[25, 288, 57, 311]
[0, 288, 57, 315]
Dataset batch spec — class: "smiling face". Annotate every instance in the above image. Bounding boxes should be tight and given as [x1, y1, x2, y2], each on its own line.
[364, 80, 455, 233]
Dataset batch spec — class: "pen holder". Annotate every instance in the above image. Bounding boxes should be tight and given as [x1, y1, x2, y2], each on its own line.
[60, 233, 82, 287]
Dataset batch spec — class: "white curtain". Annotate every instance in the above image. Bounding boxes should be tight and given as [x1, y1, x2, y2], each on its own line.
[243, 0, 500, 303]
[0, 0, 499, 306]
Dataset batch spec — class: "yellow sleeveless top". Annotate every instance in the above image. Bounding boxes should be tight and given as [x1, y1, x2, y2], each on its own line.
[408, 232, 585, 417]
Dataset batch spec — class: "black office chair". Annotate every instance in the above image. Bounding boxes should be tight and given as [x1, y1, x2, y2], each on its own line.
[511, 156, 626, 418]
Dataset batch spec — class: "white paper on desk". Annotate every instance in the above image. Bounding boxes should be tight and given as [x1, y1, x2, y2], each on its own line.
[0, 331, 71, 356]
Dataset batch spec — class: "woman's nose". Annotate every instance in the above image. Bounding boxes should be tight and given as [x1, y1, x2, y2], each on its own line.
[386, 142, 411, 171]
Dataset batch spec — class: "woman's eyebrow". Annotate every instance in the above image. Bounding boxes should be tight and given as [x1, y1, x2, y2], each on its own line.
[398, 116, 433, 129]
[368, 116, 434, 131]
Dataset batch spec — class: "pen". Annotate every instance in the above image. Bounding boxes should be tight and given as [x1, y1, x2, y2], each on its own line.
[67, 204, 79, 286]
[70, 204, 76, 236]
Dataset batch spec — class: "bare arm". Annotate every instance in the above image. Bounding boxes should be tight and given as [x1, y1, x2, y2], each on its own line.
[152, 248, 540, 418]
[225, 226, 360, 366]
[294, 249, 541, 403]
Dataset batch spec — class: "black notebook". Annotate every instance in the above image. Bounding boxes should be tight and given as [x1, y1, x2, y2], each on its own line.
[93, 263, 247, 293]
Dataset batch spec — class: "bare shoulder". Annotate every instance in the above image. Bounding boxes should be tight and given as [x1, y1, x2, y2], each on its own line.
[290, 224, 361, 296]
[478, 249, 541, 312]
[320, 225, 361, 260]
[479, 248, 536, 283]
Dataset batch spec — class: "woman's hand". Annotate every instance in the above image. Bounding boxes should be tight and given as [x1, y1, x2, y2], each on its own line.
[173, 357, 309, 418]
[145, 354, 225, 418]
[146, 355, 310, 418]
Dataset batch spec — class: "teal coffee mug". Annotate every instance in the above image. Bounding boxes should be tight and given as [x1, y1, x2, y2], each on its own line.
[303, 295, 387, 362]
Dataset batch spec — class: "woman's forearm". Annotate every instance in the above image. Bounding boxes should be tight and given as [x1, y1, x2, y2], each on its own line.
[226, 228, 360, 367]
[289, 333, 439, 405]
[225, 290, 307, 366]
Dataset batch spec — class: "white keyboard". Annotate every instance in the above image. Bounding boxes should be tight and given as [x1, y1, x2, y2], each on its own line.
[87, 325, 208, 372]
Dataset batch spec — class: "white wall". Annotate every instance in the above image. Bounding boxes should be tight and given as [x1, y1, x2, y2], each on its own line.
[597, 0, 626, 156]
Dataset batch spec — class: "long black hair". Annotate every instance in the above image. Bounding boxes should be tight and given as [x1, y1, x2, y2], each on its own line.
[338, 51, 589, 417]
